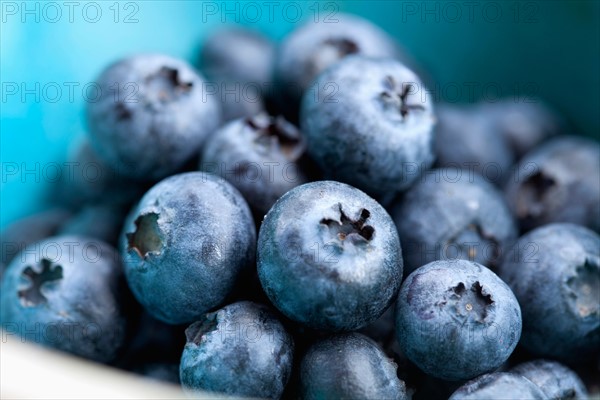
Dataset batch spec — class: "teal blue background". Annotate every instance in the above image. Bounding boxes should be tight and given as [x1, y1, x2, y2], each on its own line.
[2, 0, 599, 228]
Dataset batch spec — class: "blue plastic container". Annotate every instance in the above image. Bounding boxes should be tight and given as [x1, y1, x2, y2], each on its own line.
[2, 0, 599, 228]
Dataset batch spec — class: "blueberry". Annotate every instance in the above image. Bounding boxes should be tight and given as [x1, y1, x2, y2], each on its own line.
[498, 223, 600, 362]
[395, 260, 522, 381]
[200, 28, 274, 122]
[391, 168, 517, 275]
[257, 180, 403, 331]
[87, 54, 220, 180]
[200, 27, 274, 91]
[1, 235, 126, 362]
[477, 99, 564, 157]
[207, 81, 265, 122]
[180, 301, 294, 399]
[300, 333, 410, 400]
[58, 203, 128, 246]
[275, 13, 405, 121]
[120, 172, 256, 325]
[434, 104, 514, 186]
[505, 136, 600, 232]
[199, 113, 308, 215]
[300, 56, 435, 197]
[511, 360, 588, 399]
[55, 139, 148, 209]
[1, 208, 71, 273]
[356, 307, 418, 387]
[448, 372, 546, 400]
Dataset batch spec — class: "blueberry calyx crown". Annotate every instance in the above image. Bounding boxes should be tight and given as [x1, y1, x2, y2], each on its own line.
[145, 66, 193, 105]
[517, 171, 556, 219]
[444, 281, 494, 322]
[115, 102, 132, 120]
[322, 38, 360, 57]
[185, 313, 218, 345]
[380, 75, 425, 120]
[150, 66, 193, 92]
[320, 203, 375, 244]
[566, 259, 600, 319]
[127, 212, 164, 259]
[309, 38, 360, 77]
[246, 114, 304, 158]
[18, 258, 63, 307]
[114, 66, 194, 119]
[447, 223, 500, 264]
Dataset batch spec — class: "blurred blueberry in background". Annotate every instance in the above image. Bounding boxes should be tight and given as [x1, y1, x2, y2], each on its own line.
[2, 1, 599, 228]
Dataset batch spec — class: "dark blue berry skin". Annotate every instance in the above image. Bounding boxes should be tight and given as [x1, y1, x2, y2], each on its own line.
[120, 172, 256, 325]
[199, 113, 308, 216]
[1, 208, 71, 274]
[87, 54, 220, 181]
[357, 307, 418, 387]
[0, 236, 126, 363]
[200, 28, 274, 122]
[258, 181, 403, 331]
[498, 223, 600, 362]
[448, 372, 546, 400]
[54, 139, 149, 210]
[477, 99, 563, 158]
[395, 260, 522, 381]
[180, 301, 294, 399]
[205, 81, 265, 123]
[300, 56, 435, 197]
[505, 136, 600, 232]
[275, 13, 405, 121]
[511, 360, 588, 399]
[201, 28, 274, 91]
[58, 203, 128, 246]
[391, 168, 517, 276]
[434, 104, 514, 186]
[300, 333, 410, 400]
[200, 28, 274, 121]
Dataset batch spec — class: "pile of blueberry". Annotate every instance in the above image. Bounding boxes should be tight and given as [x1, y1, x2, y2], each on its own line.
[2, 13, 599, 400]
